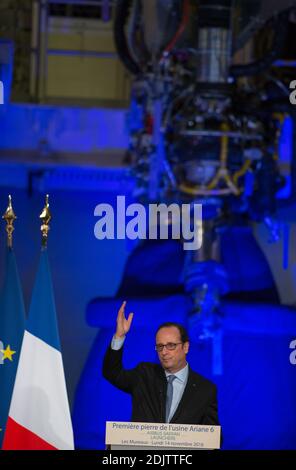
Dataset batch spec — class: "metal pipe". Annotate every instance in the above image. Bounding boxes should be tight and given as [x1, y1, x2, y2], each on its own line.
[32, 48, 118, 58]
[47, 0, 112, 6]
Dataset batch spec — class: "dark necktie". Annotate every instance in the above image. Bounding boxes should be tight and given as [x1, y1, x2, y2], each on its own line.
[165, 375, 176, 422]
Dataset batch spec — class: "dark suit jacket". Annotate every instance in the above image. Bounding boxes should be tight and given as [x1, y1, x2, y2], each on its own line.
[103, 345, 220, 426]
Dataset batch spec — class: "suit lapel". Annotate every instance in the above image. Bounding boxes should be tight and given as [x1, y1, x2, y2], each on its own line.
[155, 365, 167, 422]
[170, 368, 200, 423]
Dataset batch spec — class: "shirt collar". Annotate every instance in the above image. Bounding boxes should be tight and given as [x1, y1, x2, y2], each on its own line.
[165, 363, 188, 383]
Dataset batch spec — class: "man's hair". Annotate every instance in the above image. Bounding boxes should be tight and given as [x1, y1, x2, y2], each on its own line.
[156, 322, 189, 343]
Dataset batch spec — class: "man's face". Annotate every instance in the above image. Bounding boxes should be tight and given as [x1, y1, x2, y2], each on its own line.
[156, 326, 189, 374]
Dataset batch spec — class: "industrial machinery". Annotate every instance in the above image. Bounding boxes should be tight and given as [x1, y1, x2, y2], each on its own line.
[113, 0, 296, 339]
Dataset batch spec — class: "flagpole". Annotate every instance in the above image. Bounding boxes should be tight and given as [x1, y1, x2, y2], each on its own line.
[39, 194, 51, 249]
[0, 196, 26, 449]
[2, 195, 17, 249]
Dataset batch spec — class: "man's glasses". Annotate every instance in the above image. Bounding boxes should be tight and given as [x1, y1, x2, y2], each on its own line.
[155, 342, 183, 352]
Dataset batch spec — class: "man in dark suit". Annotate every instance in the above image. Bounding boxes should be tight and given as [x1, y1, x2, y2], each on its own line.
[103, 301, 219, 426]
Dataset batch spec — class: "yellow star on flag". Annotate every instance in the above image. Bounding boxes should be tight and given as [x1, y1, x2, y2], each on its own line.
[0, 345, 16, 362]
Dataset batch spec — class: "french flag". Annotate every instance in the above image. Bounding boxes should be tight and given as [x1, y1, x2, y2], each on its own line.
[3, 251, 74, 450]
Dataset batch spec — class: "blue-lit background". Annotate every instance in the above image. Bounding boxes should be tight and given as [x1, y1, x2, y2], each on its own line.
[1, 30, 296, 451]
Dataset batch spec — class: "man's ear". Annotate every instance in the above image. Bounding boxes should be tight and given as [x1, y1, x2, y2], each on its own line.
[184, 341, 189, 354]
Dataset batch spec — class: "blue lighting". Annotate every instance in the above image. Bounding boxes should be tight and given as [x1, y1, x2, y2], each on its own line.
[73, 296, 296, 450]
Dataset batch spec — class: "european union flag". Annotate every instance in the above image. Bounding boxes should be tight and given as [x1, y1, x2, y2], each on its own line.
[0, 248, 25, 447]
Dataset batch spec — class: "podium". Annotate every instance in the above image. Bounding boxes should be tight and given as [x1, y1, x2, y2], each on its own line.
[105, 421, 221, 450]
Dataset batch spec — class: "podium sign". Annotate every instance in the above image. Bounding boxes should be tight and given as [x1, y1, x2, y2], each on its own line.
[106, 421, 221, 450]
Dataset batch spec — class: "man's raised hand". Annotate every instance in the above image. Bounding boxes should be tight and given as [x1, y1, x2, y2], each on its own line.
[115, 301, 134, 338]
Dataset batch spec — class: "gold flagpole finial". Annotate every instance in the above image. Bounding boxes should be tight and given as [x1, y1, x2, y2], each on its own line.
[40, 194, 51, 248]
[2, 195, 17, 248]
